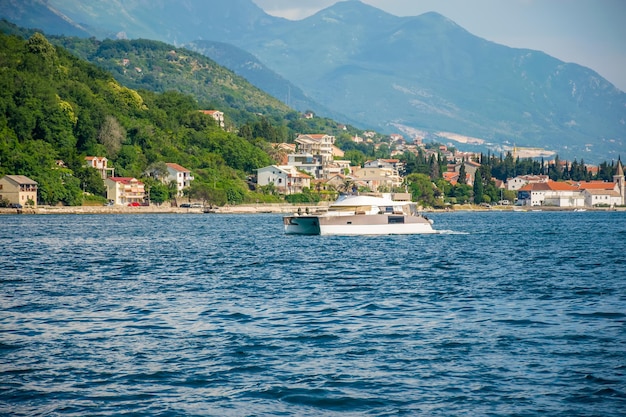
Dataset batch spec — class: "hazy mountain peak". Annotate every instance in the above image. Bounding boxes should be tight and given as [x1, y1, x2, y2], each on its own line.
[312, 0, 395, 22]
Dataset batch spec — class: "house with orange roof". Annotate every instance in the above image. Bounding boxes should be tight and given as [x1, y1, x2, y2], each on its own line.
[443, 171, 460, 185]
[449, 160, 480, 185]
[575, 160, 625, 206]
[517, 160, 625, 208]
[199, 110, 225, 128]
[165, 163, 194, 196]
[105, 177, 145, 205]
[517, 181, 584, 207]
[85, 156, 115, 179]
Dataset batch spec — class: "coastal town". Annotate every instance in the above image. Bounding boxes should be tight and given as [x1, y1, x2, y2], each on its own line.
[2, 130, 624, 213]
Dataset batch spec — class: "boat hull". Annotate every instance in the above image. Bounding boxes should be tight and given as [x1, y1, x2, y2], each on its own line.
[284, 214, 435, 235]
[283, 216, 321, 235]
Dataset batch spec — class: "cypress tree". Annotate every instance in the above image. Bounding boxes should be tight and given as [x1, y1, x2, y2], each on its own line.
[458, 163, 467, 185]
[429, 154, 440, 180]
[473, 169, 484, 204]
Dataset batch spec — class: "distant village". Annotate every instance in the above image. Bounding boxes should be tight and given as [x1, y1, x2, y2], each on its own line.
[1, 109, 624, 210]
[255, 133, 625, 209]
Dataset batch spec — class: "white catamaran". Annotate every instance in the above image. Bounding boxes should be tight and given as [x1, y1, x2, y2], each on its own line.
[283, 194, 435, 235]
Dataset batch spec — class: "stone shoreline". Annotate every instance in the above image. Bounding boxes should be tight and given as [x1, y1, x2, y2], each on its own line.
[1, 203, 622, 215]
[0, 203, 325, 215]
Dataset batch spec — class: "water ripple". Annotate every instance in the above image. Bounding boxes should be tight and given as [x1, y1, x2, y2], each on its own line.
[1, 212, 625, 416]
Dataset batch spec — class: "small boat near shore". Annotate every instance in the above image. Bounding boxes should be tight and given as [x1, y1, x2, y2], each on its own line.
[283, 193, 435, 235]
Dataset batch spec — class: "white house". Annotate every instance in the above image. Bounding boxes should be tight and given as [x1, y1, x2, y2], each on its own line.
[287, 153, 323, 179]
[577, 180, 623, 207]
[166, 163, 194, 196]
[517, 181, 584, 207]
[257, 165, 311, 195]
[199, 110, 225, 129]
[506, 175, 549, 191]
[85, 156, 114, 179]
[295, 134, 335, 163]
[364, 159, 404, 176]
[582, 188, 622, 207]
[105, 177, 146, 205]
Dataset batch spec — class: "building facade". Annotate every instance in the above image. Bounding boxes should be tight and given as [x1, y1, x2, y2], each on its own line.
[295, 134, 336, 163]
[199, 110, 225, 128]
[166, 163, 194, 196]
[0, 175, 38, 207]
[85, 156, 115, 179]
[257, 165, 311, 195]
[105, 177, 146, 205]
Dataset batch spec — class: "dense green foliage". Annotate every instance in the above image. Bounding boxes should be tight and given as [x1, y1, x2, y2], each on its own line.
[0, 31, 275, 205]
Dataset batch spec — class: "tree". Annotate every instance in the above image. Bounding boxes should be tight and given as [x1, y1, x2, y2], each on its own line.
[451, 184, 472, 204]
[148, 181, 170, 205]
[98, 115, 125, 157]
[429, 154, 440, 180]
[344, 149, 366, 167]
[263, 142, 288, 164]
[339, 177, 356, 194]
[473, 169, 484, 204]
[458, 163, 467, 184]
[146, 161, 169, 181]
[405, 173, 435, 206]
[23, 33, 58, 77]
[75, 166, 106, 196]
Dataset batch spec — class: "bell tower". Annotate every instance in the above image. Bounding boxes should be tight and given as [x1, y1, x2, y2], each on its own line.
[614, 158, 625, 206]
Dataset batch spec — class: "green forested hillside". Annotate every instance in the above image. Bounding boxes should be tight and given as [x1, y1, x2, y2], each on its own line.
[0, 31, 279, 206]
[0, 20, 295, 128]
[54, 37, 295, 127]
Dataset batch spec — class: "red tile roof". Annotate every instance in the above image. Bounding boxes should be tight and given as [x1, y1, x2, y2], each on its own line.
[443, 172, 459, 185]
[519, 181, 580, 191]
[575, 181, 617, 190]
[109, 177, 143, 185]
[166, 163, 190, 172]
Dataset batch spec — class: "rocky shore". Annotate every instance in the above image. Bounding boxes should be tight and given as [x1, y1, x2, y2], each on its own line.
[2, 203, 621, 216]
[0, 202, 326, 215]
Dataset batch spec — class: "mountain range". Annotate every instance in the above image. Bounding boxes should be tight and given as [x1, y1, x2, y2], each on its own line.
[2, 0, 625, 162]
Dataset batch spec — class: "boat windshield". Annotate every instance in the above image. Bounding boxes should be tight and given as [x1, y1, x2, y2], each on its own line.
[328, 205, 373, 213]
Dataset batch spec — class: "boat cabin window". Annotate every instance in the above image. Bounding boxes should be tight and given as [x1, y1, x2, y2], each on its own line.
[388, 216, 404, 224]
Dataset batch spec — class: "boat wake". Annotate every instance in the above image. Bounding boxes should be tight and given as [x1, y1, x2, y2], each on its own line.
[435, 229, 469, 235]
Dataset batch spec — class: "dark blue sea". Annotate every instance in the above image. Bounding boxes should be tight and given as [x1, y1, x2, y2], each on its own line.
[1, 211, 625, 416]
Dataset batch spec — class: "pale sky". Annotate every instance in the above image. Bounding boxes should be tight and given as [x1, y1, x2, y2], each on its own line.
[252, 0, 626, 92]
